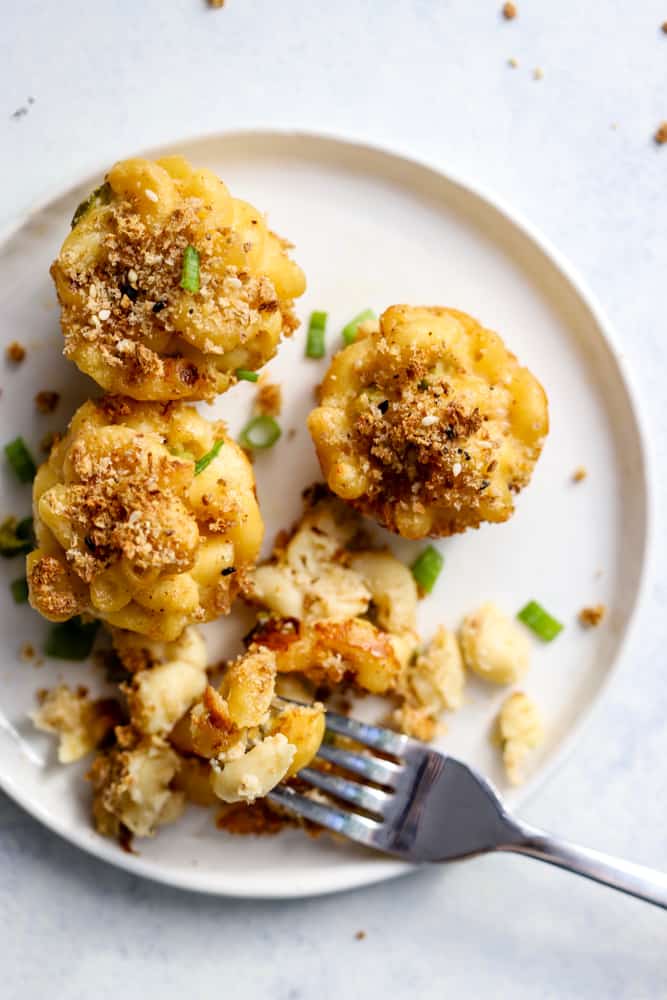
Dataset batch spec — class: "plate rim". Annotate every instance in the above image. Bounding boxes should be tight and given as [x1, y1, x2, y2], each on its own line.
[0, 125, 655, 899]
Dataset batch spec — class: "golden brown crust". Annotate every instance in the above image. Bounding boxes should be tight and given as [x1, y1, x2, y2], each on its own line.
[51, 156, 306, 401]
[250, 616, 400, 694]
[308, 305, 548, 539]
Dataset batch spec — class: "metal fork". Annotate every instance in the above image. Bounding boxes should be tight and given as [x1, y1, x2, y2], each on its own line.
[268, 710, 667, 908]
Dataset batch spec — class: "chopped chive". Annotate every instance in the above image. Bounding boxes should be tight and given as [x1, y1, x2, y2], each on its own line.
[517, 601, 564, 642]
[44, 617, 100, 660]
[5, 437, 37, 484]
[240, 415, 281, 450]
[342, 308, 376, 346]
[410, 545, 444, 594]
[181, 245, 200, 293]
[0, 516, 34, 558]
[236, 369, 259, 383]
[306, 310, 328, 358]
[194, 439, 224, 476]
[10, 577, 29, 604]
[71, 181, 111, 228]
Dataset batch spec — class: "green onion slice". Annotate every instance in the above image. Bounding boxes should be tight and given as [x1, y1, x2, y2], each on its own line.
[0, 516, 34, 558]
[10, 577, 29, 604]
[342, 308, 376, 346]
[71, 182, 111, 228]
[44, 617, 100, 660]
[410, 545, 444, 594]
[236, 369, 259, 383]
[240, 415, 281, 450]
[194, 439, 224, 476]
[181, 245, 200, 293]
[5, 437, 37, 484]
[517, 601, 564, 642]
[306, 310, 328, 358]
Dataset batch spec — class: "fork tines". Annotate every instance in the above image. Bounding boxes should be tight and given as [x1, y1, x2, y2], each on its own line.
[267, 711, 411, 847]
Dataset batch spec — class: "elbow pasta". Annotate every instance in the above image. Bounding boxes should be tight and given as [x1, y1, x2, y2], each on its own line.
[493, 691, 544, 785]
[308, 305, 548, 539]
[27, 396, 263, 640]
[118, 627, 209, 735]
[51, 155, 306, 401]
[170, 647, 325, 806]
[32, 685, 122, 763]
[395, 626, 465, 741]
[459, 602, 530, 685]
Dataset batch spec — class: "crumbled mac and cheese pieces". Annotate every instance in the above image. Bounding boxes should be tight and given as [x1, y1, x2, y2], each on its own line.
[117, 627, 209, 735]
[27, 396, 263, 640]
[395, 626, 465, 740]
[32, 685, 121, 763]
[308, 305, 548, 539]
[493, 691, 544, 784]
[52, 155, 306, 401]
[89, 729, 185, 838]
[459, 602, 530, 685]
[170, 646, 325, 806]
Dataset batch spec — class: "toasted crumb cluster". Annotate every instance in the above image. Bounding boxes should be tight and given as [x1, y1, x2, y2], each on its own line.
[51, 156, 306, 401]
[493, 691, 544, 784]
[32, 685, 121, 763]
[308, 306, 548, 539]
[6, 341, 26, 363]
[579, 604, 606, 627]
[27, 396, 263, 639]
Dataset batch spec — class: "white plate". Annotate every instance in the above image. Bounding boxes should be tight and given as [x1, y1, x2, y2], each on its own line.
[0, 130, 651, 898]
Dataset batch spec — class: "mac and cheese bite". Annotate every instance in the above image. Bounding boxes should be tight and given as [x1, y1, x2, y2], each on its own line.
[308, 306, 548, 539]
[51, 155, 306, 400]
[170, 647, 325, 805]
[27, 396, 263, 640]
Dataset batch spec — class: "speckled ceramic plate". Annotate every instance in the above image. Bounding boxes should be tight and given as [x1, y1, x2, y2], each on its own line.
[0, 130, 651, 898]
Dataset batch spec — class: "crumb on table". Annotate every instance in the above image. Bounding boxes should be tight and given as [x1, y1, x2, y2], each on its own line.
[208, 0, 225, 6]
[355, 930, 367, 941]
[35, 390, 60, 414]
[6, 341, 26, 363]
[502, 2, 517, 19]
[533, 67, 544, 80]
[655, 122, 667, 145]
[661, 21, 667, 33]
[579, 604, 606, 627]
[572, 466, 587, 483]
[508, 57, 519, 68]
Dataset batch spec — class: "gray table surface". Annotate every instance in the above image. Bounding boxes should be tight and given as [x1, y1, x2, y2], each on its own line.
[2, 1, 666, 997]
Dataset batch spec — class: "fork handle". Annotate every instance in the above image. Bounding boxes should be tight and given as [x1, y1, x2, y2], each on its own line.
[500, 823, 667, 910]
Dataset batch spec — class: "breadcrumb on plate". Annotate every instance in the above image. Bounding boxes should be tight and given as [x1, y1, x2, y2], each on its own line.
[35, 390, 60, 414]
[493, 691, 544, 784]
[579, 604, 606, 627]
[6, 341, 26, 363]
